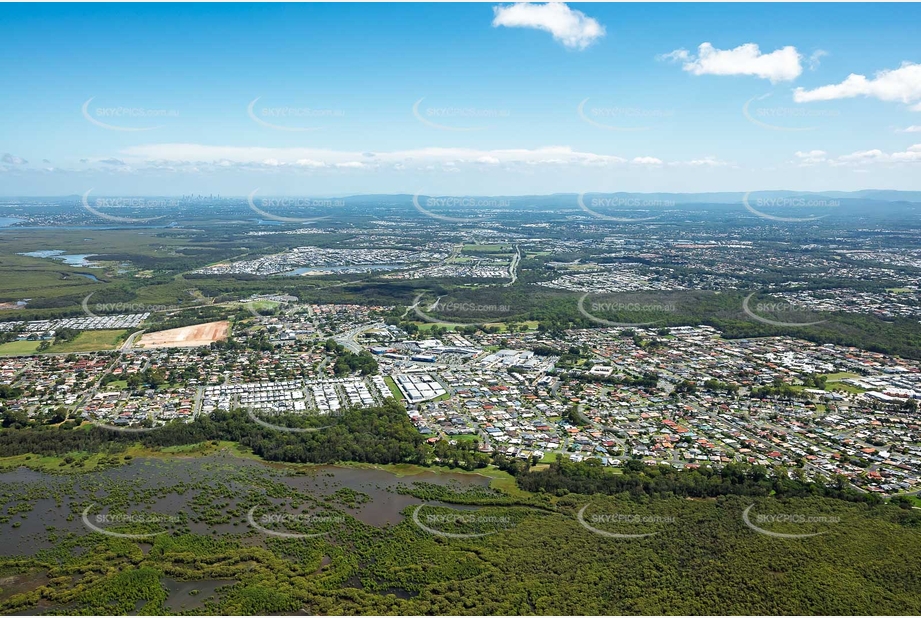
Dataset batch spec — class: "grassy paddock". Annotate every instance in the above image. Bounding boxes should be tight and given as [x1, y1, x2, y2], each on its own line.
[0, 340, 40, 356]
[50, 329, 127, 353]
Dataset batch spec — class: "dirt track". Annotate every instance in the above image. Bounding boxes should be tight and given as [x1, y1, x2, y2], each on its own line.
[137, 321, 229, 349]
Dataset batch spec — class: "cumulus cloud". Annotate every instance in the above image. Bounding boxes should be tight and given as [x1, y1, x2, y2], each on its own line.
[660, 42, 803, 83]
[897, 125, 921, 133]
[891, 144, 921, 162]
[632, 156, 663, 165]
[2, 153, 28, 165]
[794, 62, 921, 109]
[492, 2, 605, 50]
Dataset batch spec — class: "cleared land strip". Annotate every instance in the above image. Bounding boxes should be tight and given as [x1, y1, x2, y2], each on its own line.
[136, 321, 229, 349]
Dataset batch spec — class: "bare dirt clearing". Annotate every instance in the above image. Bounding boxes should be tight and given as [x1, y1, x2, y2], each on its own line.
[137, 321, 229, 349]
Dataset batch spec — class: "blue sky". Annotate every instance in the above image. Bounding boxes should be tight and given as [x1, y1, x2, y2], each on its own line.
[1, 2, 920, 196]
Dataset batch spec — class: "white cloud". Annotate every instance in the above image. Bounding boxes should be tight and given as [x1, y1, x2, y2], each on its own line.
[808, 50, 828, 71]
[525, 158, 567, 165]
[794, 62, 921, 109]
[64, 144, 735, 177]
[492, 2, 605, 50]
[836, 149, 889, 165]
[661, 42, 803, 83]
[897, 125, 921, 133]
[794, 150, 827, 165]
[686, 156, 730, 167]
[798, 145, 921, 166]
[2, 153, 28, 165]
[295, 159, 327, 167]
[118, 144, 630, 170]
[891, 144, 921, 162]
[657, 49, 689, 63]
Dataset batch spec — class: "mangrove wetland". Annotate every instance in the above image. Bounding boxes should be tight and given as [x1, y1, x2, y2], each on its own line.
[0, 402, 919, 615]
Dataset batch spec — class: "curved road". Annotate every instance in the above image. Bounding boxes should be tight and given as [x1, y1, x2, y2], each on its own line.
[120, 329, 145, 351]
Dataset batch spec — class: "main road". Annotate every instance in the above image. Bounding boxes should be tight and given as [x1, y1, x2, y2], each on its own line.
[334, 322, 387, 353]
[120, 329, 145, 351]
[504, 244, 521, 287]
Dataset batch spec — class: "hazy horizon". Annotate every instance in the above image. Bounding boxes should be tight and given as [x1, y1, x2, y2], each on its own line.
[4, 188, 921, 199]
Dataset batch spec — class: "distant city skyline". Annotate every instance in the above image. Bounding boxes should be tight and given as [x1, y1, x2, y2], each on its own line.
[1, 2, 920, 195]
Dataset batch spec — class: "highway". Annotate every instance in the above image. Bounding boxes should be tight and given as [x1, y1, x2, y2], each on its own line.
[504, 244, 521, 287]
[334, 322, 387, 353]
